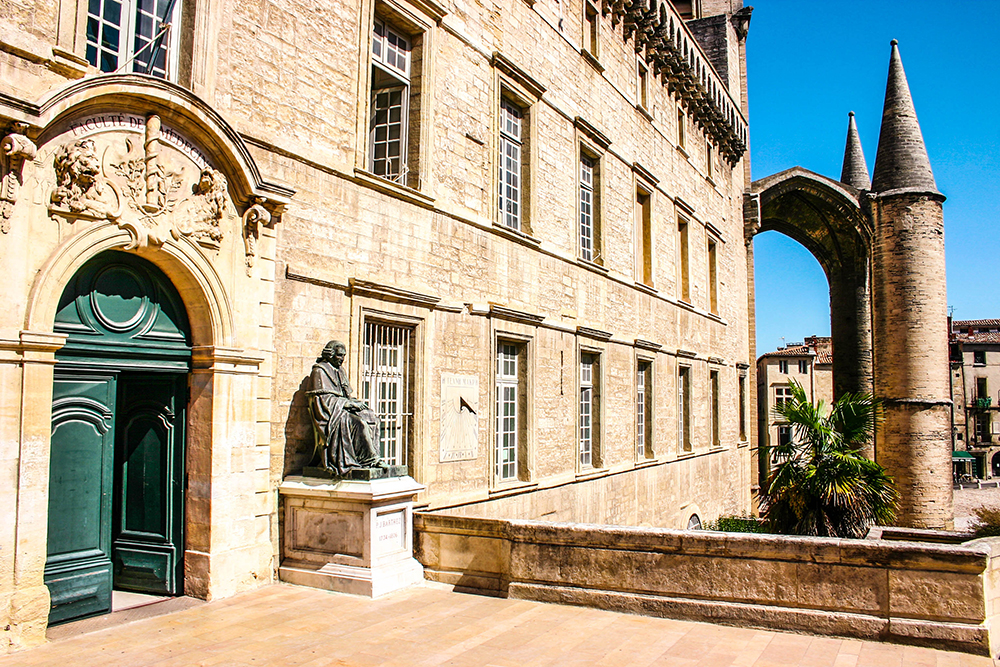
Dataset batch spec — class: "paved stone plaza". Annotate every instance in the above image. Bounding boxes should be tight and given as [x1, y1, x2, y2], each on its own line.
[2, 583, 997, 667]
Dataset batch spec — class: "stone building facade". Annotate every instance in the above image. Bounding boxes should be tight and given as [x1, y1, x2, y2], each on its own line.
[950, 319, 1000, 480]
[0, 0, 755, 650]
[756, 335, 832, 482]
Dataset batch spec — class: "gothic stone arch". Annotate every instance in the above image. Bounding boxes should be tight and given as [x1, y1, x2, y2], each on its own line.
[747, 167, 873, 400]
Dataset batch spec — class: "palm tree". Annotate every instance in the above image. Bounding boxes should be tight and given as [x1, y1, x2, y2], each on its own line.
[760, 381, 899, 538]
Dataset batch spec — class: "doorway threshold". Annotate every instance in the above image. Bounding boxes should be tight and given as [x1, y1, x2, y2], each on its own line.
[46, 595, 204, 642]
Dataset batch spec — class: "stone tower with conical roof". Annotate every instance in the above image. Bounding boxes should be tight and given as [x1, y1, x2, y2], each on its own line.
[841, 112, 871, 190]
[869, 40, 951, 529]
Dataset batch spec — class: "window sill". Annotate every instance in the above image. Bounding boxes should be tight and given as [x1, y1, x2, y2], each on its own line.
[576, 467, 609, 481]
[582, 49, 604, 73]
[492, 221, 541, 247]
[636, 104, 654, 123]
[737, 439, 750, 448]
[353, 168, 435, 208]
[633, 457, 661, 469]
[676, 144, 689, 158]
[676, 449, 696, 460]
[633, 281, 658, 296]
[578, 257, 609, 273]
[489, 480, 538, 498]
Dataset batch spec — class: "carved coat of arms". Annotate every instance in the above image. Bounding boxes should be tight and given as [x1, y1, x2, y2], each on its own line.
[47, 114, 235, 250]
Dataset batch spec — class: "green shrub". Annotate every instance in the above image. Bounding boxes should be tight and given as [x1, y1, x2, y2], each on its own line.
[704, 515, 770, 533]
[972, 506, 1000, 538]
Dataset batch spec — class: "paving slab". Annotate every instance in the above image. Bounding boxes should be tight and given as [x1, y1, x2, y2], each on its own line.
[2, 583, 998, 667]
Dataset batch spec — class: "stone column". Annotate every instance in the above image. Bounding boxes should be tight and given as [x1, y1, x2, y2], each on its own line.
[870, 193, 952, 528]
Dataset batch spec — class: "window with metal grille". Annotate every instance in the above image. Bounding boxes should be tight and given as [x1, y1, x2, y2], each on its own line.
[85, 0, 181, 79]
[498, 98, 523, 230]
[580, 156, 595, 261]
[637, 361, 653, 459]
[362, 322, 413, 466]
[370, 18, 411, 183]
[495, 343, 520, 481]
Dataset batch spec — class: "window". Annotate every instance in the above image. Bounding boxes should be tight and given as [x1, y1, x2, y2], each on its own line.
[637, 360, 653, 459]
[710, 370, 720, 447]
[738, 372, 747, 441]
[798, 359, 808, 374]
[637, 60, 649, 111]
[706, 140, 714, 180]
[978, 377, 989, 400]
[775, 385, 792, 407]
[85, 0, 181, 79]
[498, 97, 525, 230]
[636, 187, 652, 285]
[369, 18, 414, 184]
[676, 106, 687, 150]
[362, 321, 414, 466]
[495, 341, 527, 481]
[677, 216, 689, 301]
[584, 1, 600, 57]
[707, 238, 718, 314]
[579, 353, 601, 468]
[678, 365, 691, 452]
[778, 359, 788, 374]
[975, 350, 987, 365]
[579, 154, 600, 262]
[777, 425, 792, 448]
[978, 413, 992, 443]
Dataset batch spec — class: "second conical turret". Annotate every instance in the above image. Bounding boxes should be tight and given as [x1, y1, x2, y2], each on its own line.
[871, 40, 939, 194]
[841, 111, 871, 190]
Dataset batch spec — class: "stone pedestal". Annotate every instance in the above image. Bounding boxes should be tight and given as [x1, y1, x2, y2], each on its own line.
[278, 475, 425, 597]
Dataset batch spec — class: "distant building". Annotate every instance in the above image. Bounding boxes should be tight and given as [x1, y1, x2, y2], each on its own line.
[950, 319, 1000, 479]
[756, 336, 833, 488]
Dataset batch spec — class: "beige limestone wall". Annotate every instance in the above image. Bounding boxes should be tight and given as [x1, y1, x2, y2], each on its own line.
[266, 0, 752, 513]
[416, 513, 1000, 656]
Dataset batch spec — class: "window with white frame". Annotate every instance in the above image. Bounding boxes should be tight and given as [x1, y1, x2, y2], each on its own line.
[637, 360, 653, 459]
[370, 18, 412, 183]
[778, 359, 788, 374]
[85, 0, 181, 79]
[798, 359, 808, 374]
[777, 425, 791, 447]
[775, 385, 792, 407]
[580, 155, 596, 261]
[495, 341, 524, 481]
[362, 321, 414, 466]
[579, 353, 600, 467]
[678, 365, 691, 452]
[498, 97, 525, 230]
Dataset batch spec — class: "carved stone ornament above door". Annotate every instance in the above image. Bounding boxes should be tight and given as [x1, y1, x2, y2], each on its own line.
[45, 113, 237, 250]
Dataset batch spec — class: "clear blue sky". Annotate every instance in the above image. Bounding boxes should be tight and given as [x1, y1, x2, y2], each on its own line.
[747, 0, 1000, 355]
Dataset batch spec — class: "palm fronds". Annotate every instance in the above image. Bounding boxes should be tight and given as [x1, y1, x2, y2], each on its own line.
[759, 381, 899, 538]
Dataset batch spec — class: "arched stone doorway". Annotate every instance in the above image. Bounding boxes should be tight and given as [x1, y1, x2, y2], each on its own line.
[46, 251, 191, 624]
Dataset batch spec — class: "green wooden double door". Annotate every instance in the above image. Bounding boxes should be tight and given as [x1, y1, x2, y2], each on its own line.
[46, 251, 192, 625]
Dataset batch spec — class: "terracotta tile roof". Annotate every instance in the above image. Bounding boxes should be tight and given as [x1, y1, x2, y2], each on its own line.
[953, 319, 1000, 329]
[952, 331, 1000, 344]
[758, 336, 833, 363]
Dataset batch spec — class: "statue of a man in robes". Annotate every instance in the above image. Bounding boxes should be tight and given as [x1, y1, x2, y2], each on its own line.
[307, 340, 385, 475]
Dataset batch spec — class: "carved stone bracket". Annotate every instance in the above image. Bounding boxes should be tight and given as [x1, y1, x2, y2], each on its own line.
[242, 196, 270, 275]
[743, 192, 761, 245]
[1, 123, 36, 233]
